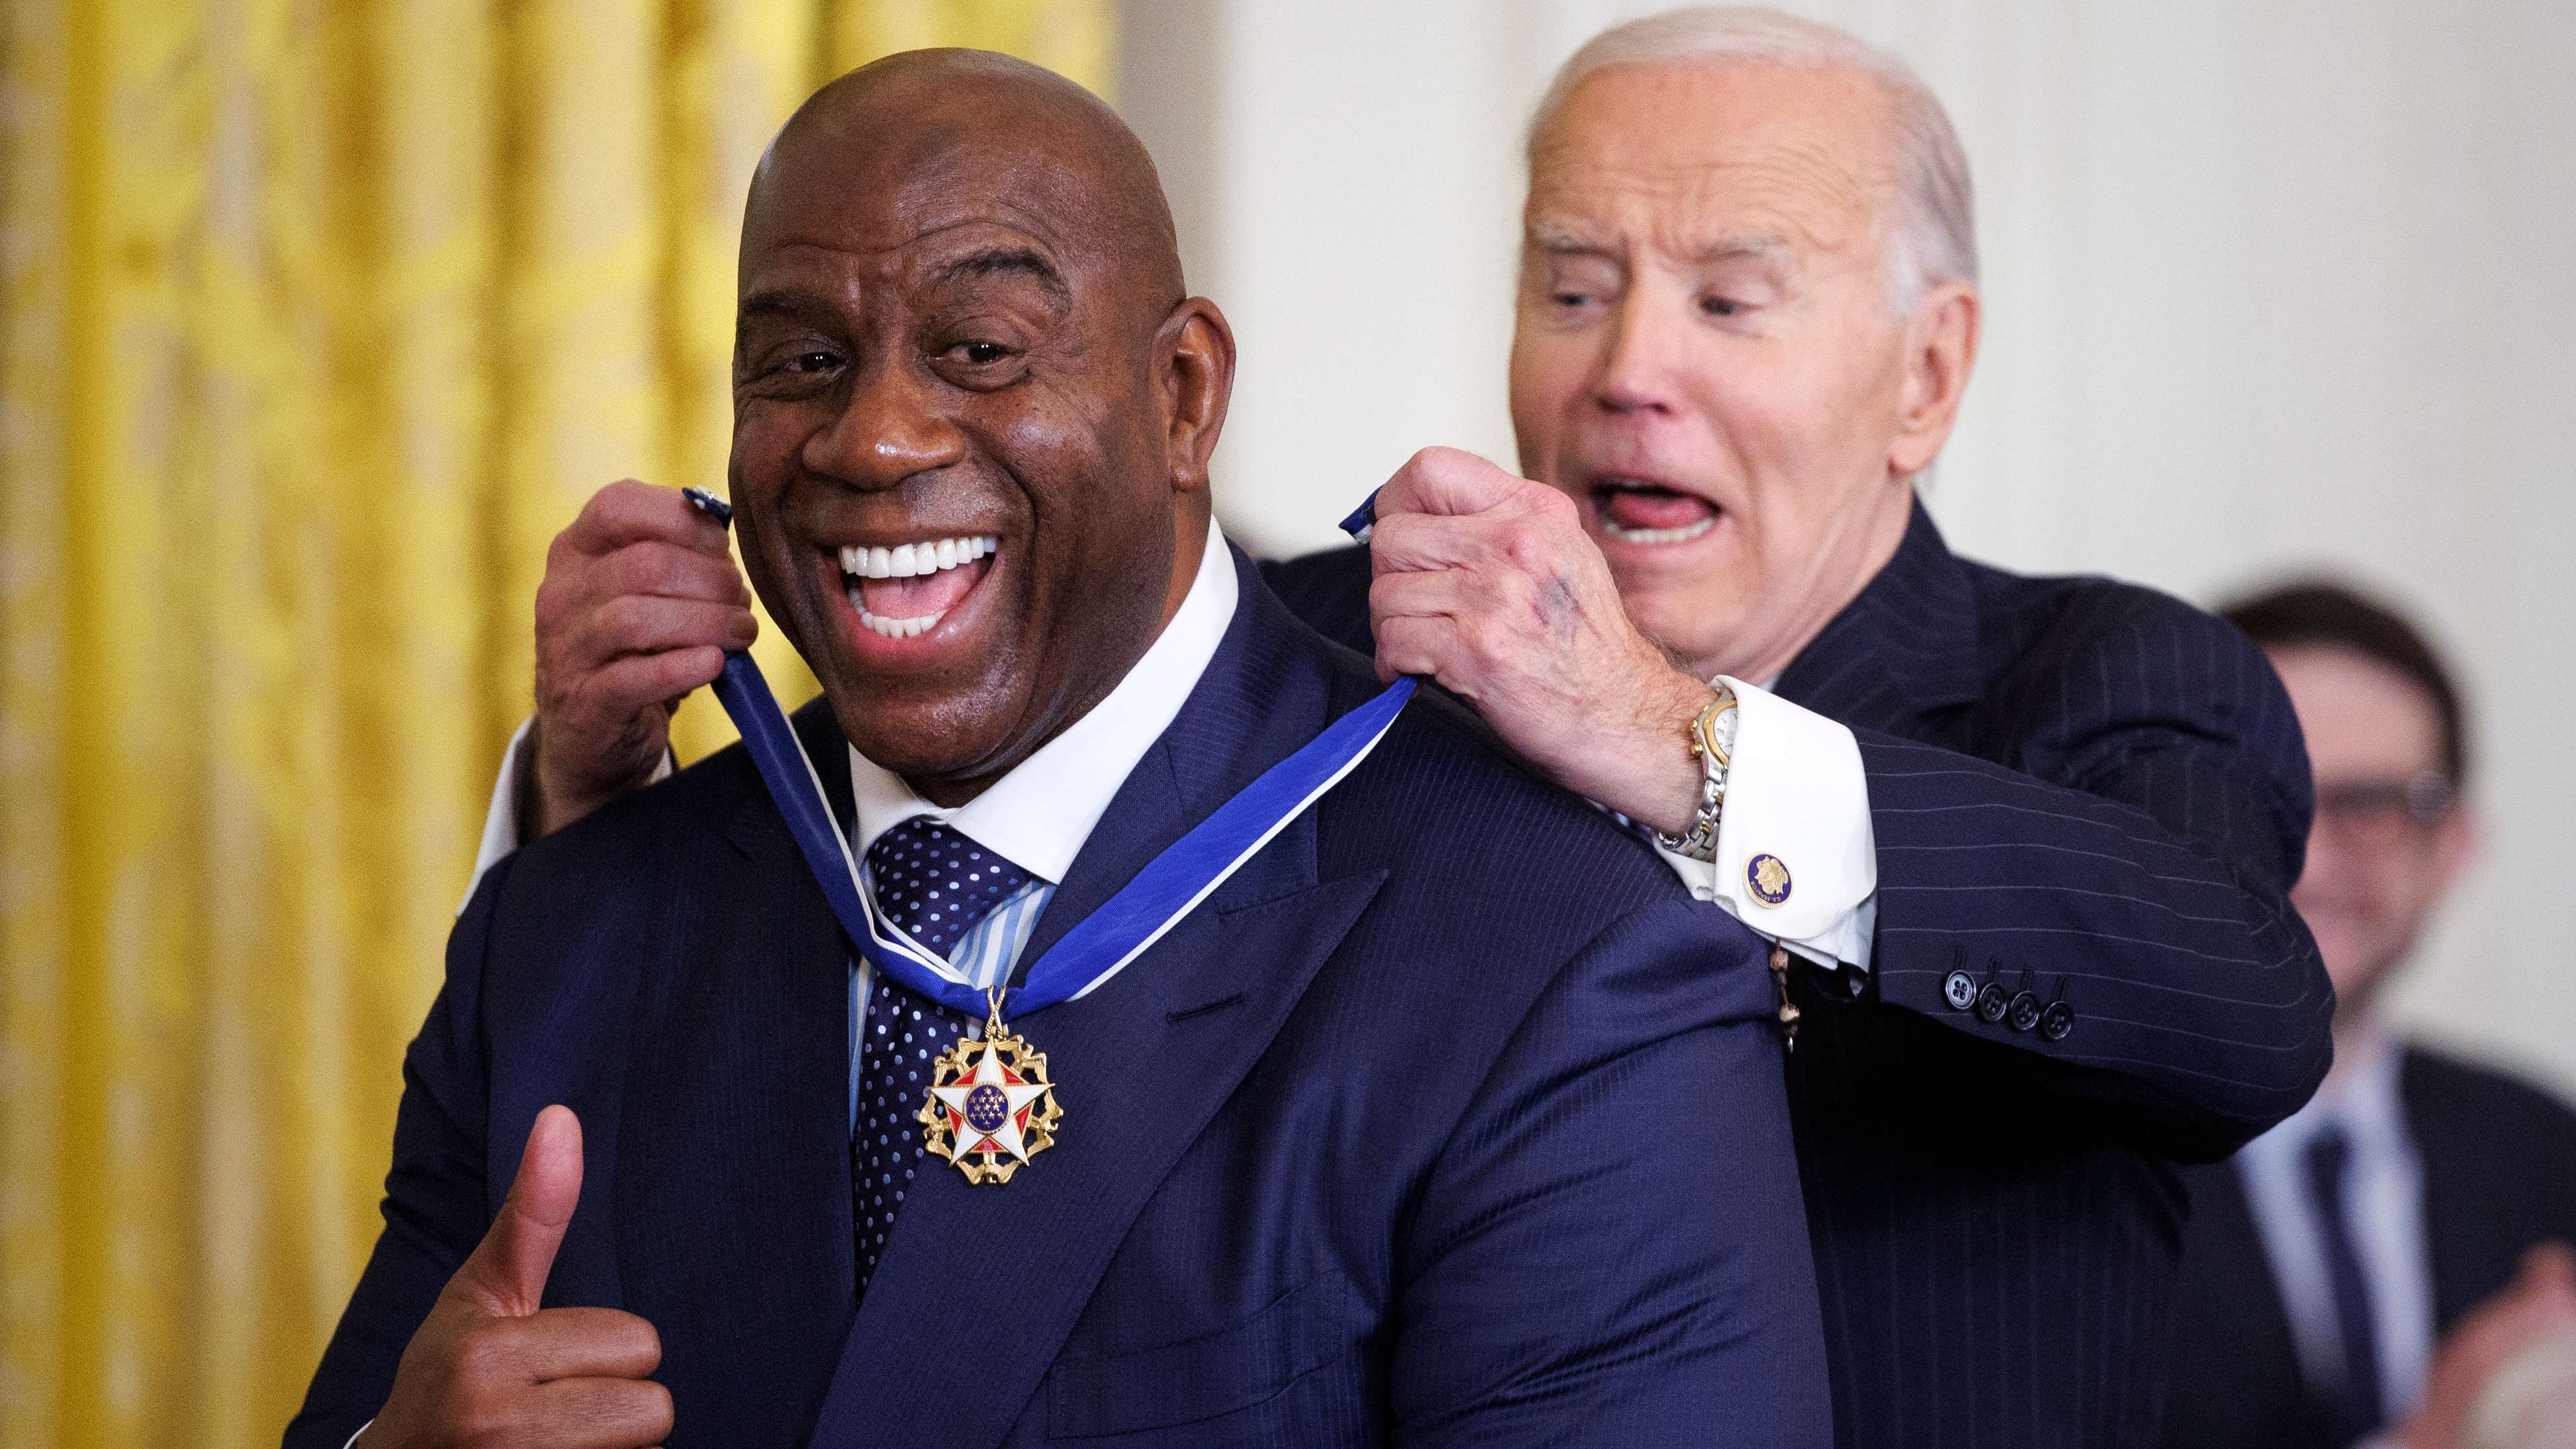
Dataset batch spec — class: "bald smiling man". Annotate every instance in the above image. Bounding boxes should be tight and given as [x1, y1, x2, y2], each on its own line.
[284, 53, 1829, 1449]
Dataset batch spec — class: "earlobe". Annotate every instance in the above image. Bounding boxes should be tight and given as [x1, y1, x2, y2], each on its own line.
[1160, 299, 1237, 493]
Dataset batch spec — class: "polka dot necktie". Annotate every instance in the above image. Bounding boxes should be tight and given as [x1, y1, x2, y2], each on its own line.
[852, 817, 1035, 1297]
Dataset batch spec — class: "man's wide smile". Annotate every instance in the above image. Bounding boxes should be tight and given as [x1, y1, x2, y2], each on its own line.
[840, 534, 1001, 639]
[811, 527, 1008, 665]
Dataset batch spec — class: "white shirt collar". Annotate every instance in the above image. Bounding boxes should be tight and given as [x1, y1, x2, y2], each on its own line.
[845, 520, 1239, 884]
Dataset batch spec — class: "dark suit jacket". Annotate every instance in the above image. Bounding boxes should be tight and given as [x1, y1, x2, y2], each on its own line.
[2161, 1046, 2576, 1448]
[286, 550, 1830, 1449]
[1265, 500, 2334, 1448]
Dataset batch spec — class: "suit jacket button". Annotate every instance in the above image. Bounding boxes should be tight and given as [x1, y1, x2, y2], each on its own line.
[1975, 982, 2010, 1024]
[1943, 970, 1977, 1011]
[2007, 991, 2041, 1033]
[2039, 1001, 2075, 1042]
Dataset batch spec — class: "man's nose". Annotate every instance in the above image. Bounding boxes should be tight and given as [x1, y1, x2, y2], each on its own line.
[1592, 286, 1687, 416]
[802, 361, 967, 488]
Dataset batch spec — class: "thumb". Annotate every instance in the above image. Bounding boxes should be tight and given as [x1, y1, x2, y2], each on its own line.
[455, 1104, 583, 1317]
[1379, 447, 1524, 520]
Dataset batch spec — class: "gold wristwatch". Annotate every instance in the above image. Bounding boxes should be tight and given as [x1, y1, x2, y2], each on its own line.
[1653, 684, 1737, 863]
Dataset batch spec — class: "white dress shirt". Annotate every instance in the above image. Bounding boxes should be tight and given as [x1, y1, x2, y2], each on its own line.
[2234, 1025, 2436, 1441]
[832, 517, 1236, 1035]
[1649, 677, 1877, 971]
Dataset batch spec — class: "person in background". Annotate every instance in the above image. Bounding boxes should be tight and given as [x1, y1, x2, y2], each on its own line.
[2162, 581, 2576, 1449]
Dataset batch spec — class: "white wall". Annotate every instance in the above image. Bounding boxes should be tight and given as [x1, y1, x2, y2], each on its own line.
[1118, 0, 2576, 1094]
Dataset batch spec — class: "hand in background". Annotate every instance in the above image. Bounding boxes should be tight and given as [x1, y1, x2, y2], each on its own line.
[530, 480, 757, 837]
[1366, 447, 1710, 836]
[2401, 1243, 2576, 1449]
[361, 1107, 671, 1449]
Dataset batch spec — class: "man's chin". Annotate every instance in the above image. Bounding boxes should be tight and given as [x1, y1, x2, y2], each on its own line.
[1622, 588, 1747, 677]
[824, 681, 1030, 784]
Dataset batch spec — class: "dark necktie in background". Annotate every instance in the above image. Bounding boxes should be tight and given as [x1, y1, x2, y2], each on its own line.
[850, 818, 1036, 1296]
[2304, 1124, 2386, 1438]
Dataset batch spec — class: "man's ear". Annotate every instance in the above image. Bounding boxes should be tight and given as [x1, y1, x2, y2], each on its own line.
[1158, 297, 1235, 495]
[1887, 281, 1980, 478]
[2430, 804, 2479, 896]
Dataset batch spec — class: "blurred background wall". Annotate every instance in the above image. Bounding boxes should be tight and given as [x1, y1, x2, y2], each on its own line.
[1, 1, 2571, 1445]
[0, 3, 1104, 1445]
[1122, 0, 2576, 1098]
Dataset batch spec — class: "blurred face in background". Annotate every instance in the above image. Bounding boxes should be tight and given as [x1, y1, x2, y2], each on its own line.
[2271, 645, 2476, 1020]
[1509, 59, 1973, 683]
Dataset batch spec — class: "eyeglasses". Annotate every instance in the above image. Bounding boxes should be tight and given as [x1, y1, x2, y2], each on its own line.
[2313, 770, 2457, 846]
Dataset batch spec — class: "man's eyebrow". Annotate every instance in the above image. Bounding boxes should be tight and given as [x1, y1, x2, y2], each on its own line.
[931, 247, 1072, 311]
[1528, 222, 1611, 255]
[1690, 233, 1792, 265]
[1526, 222, 1792, 266]
[737, 288, 834, 325]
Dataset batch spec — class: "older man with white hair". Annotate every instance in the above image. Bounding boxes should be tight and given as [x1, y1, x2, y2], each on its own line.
[484, 9, 2330, 1447]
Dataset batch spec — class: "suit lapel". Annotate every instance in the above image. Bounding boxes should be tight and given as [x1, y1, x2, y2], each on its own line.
[805, 555, 1390, 1449]
[1774, 497, 1984, 732]
[614, 703, 860, 1434]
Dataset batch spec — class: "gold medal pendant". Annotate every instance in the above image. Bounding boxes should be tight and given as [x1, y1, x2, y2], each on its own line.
[917, 989, 1062, 1184]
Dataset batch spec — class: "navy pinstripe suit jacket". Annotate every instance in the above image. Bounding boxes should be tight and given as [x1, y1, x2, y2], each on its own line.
[1265, 500, 2334, 1448]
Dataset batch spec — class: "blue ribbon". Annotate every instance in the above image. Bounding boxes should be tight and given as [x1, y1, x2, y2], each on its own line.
[680, 488, 1410, 1021]
[1337, 489, 1379, 542]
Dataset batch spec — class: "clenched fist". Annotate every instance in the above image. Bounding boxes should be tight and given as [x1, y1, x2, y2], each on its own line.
[362, 1108, 671, 1449]
[529, 481, 758, 836]
[1367, 447, 1711, 836]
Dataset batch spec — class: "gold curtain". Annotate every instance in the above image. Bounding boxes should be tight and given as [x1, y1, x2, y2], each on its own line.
[0, 2, 1111, 1444]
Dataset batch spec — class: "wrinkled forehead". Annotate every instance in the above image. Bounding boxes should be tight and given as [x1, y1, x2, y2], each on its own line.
[740, 111, 1110, 287]
[1526, 59, 1898, 259]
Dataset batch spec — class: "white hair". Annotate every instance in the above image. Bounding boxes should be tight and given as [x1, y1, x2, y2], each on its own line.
[1528, 5, 1978, 311]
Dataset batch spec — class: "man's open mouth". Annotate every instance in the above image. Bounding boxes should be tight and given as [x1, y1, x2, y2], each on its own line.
[839, 536, 999, 639]
[1591, 476, 1718, 545]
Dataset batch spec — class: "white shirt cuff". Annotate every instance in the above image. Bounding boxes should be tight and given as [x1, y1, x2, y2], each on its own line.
[1651, 677, 1877, 971]
[343, 1419, 373, 1449]
[462, 716, 674, 912]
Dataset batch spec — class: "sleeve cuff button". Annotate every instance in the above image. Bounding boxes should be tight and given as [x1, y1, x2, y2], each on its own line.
[1975, 982, 2010, 1024]
[2007, 991, 2041, 1033]
[2039, 1001, 2075, 1042]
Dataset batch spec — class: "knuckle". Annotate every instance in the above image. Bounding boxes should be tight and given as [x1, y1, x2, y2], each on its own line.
[1493, 522, 1541, 567]
[1528, 483, 1579, 524]
[451, 1321, 515, 1380]
[595, 593, 653, 640]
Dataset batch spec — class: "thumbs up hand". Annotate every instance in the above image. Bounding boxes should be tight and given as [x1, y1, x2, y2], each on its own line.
[363, 1106, 673, 1449]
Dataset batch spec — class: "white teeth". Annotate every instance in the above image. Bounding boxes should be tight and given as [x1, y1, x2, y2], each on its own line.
[848, 589, 950, 639]
[837, 536, 999, 579]
[836, 534, 998, 641]
[1600, 515, 1718, 545]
